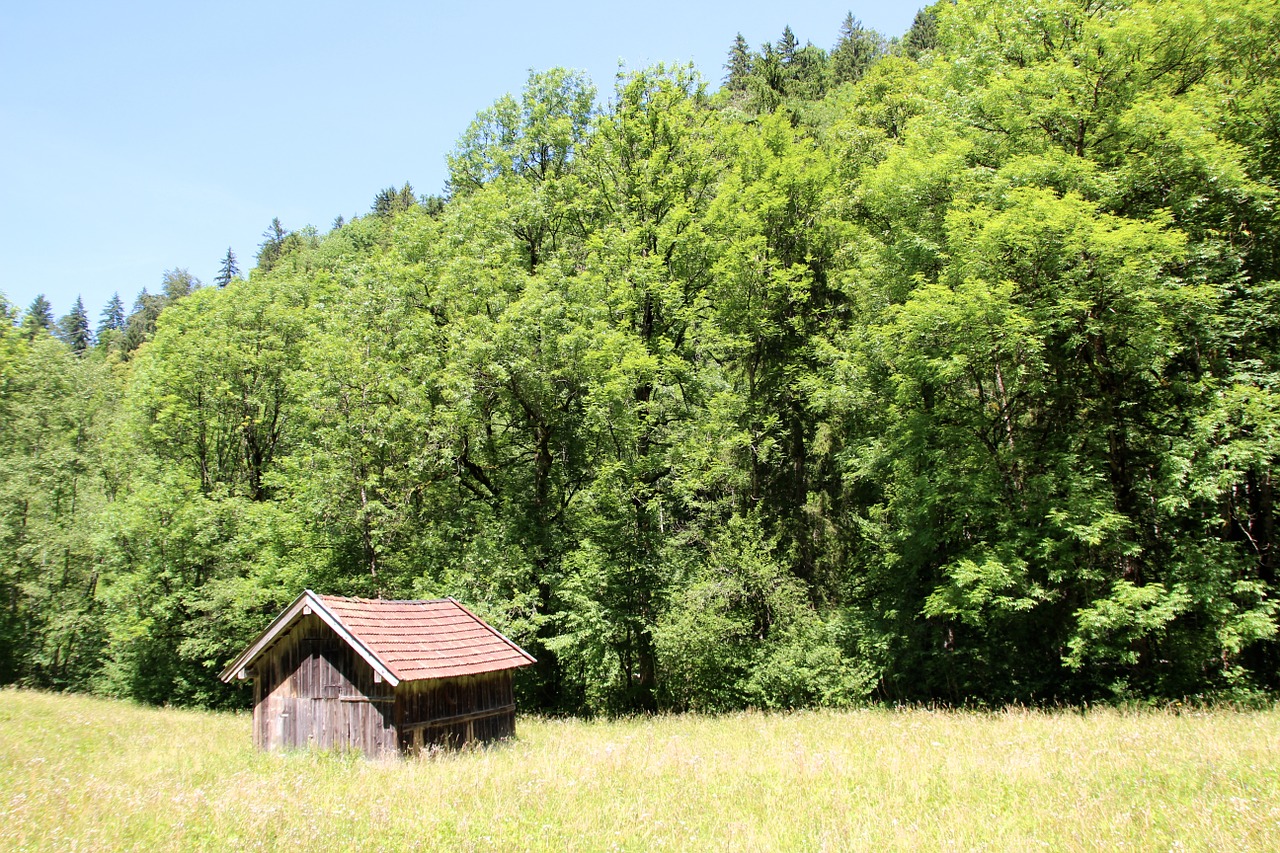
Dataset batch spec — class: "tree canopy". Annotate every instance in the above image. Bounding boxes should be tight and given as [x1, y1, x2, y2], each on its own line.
[4, 0, 1279, 713]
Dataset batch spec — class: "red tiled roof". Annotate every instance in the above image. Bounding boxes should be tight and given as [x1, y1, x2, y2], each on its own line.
[317, 595, 536, 681]
[218, 590, 536, 685]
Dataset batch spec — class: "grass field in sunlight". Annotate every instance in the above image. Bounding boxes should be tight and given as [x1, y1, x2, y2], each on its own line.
[1, 689, 1277, 850]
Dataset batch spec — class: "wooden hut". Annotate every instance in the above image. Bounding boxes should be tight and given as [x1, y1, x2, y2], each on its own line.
[219, 590, 535, 756]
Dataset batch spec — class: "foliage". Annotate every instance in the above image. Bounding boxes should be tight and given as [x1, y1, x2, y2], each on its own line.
[4, 0, 1280, 713]
[447, 68, 595, 195]
[0, 335, 120, 688]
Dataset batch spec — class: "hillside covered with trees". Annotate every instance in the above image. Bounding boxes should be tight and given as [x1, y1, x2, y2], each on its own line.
[3, 0, 1279, 713]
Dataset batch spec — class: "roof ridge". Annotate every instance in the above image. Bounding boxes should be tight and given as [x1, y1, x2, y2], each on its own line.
[318, 593, 454, 605]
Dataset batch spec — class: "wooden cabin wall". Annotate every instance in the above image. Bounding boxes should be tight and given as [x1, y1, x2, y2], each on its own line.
[251, 615, 396, 756]
[395, 670, 516, 752]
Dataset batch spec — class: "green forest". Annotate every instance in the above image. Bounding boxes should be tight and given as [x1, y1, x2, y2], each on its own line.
[3, 0, 1278, 714]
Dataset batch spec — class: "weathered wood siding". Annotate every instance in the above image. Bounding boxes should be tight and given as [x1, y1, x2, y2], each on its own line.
[395, 670, 516, 752]
[251, 615, 396, 756]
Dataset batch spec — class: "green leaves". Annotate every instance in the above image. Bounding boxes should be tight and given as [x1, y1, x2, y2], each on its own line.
[448, 68, 596, 194]
[1065, 580, 1192, 670]
[8, 0, 1280, 710]
[924, 557, 1051, 628]
[130, 277, 309, 501]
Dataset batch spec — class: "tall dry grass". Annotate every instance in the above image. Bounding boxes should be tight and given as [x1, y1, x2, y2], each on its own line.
[1, 689, 1277, 850]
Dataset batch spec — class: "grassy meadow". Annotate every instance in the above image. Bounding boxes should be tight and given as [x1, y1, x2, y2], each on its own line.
[1, 689, 1278, 850]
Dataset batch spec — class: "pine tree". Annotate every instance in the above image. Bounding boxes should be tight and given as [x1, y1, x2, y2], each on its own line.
[830, 12, 885, 86]
[97, 292, 125, 340]
[724, 33, 753, 91]
[758, 42, 784, 92]
[903, 8, 939, 60]
[372, 188, 395, 217]
[420, 196, 446, 217]
[397, 182, 416, 211]
[57, 296, 91, 353]
[785, 43, 829, 101]
[373, 183, 417, 218]
[122, 288, 163, 355]
[215, 247, 240, 288]
[777, 25, 798, 66]
[257, 218, 288, 273]
[22, 294, 54, 339]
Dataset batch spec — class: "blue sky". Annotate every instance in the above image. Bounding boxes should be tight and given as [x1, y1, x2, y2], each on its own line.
[1, 1, 920, 322]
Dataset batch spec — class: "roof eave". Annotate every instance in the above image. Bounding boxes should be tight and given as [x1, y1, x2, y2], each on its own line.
[445, 596, 538, 666]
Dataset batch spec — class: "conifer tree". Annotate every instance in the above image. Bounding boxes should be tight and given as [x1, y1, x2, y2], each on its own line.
[215, 247, 239, 288]
[752, 41, 785, 107]
[256, 218, 288, 272]
[373, 188, 395, 217]
[420, 195, 446, 217]
[122, 288, 163, 355]
[373, 183, 417, 218]
[830, 12, 885, 86]
[397, 182, 416, 211]
[57, 296, 91, 353]
[902, 8, 939, 59]
[785, 43, 829, 100]
[777, 25, 798, 66]
[97, 292, 125, 339]
[22, 295, 54, 339]
[724, 33, 753, 91]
